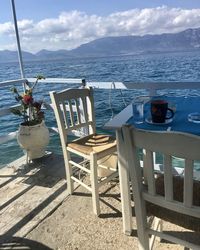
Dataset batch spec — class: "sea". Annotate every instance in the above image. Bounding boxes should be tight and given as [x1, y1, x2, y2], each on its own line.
[1, 50, 200, 167]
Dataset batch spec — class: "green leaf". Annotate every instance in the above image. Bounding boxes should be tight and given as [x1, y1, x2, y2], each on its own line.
[11, 107, 23, 116]
[10, 87, 18, 94]
[36, 74, 45, 80]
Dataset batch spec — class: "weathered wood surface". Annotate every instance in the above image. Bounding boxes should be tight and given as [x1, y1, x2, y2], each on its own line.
[0, 153, 69, 243]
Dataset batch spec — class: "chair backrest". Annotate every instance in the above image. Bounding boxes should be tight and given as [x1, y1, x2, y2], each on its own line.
[50, 87, 96, 146]
[119, 125, 200, 219]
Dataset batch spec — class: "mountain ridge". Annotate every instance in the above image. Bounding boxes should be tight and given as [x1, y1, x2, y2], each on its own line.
[1, 27, 200, 62]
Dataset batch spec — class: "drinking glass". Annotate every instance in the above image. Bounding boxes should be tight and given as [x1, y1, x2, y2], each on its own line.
[132, 100, 144, 124]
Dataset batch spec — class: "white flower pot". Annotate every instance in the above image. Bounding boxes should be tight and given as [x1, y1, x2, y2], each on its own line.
[17, 121, 50, 160]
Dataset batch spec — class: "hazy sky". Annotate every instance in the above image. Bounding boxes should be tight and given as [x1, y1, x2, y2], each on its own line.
[1, 0, 200, 53]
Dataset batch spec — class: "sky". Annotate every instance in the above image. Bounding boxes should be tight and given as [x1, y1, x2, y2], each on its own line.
[0, 0, 200, 53]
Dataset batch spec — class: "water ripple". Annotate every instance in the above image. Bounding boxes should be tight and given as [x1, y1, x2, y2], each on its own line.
[1, 51, 200, 166]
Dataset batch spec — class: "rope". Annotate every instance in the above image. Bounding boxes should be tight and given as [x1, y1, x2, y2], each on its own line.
[109, 82, 127, 119]
[109, 82, 115, 118]
[120, 89, 127, 107]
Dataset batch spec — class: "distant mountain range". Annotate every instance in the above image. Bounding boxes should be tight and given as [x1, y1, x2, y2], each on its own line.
[1, 27, 200, 62]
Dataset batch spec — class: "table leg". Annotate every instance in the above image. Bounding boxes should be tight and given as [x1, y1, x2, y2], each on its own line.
[116, 129, 132, 235]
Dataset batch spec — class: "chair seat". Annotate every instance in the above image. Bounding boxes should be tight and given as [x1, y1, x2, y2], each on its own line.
[146, 175, 200, 232]
[67, 133, 116, 155]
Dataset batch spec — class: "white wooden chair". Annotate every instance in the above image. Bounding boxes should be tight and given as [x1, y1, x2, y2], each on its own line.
[118, 124, 200, 249]
[50, 87, 118, 216]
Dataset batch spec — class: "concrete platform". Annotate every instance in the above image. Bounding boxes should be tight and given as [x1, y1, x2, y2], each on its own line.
[0, 153, 68, 244]
[1, 154, 200, 249]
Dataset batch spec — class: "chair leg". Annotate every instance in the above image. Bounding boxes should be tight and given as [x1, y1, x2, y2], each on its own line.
[90, 153, 100, 216]
[138, 231, 150, 250]
[158, 220, 163, 243]
[135, 203, 150, 250]
[64, 150, 74, 194]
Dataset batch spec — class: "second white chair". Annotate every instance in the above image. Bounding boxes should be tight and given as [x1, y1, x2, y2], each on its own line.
[118, 125, 200, 249]
[50, 87, 118, 215]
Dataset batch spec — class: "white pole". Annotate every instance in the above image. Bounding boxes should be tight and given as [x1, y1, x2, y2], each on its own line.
[10, 0, 25, 80]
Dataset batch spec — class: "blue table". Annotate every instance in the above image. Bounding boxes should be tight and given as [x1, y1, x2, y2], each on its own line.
[105, 96, 200, 235]
[126, 96, 200, 136]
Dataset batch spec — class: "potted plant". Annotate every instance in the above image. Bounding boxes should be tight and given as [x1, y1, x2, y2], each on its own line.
[11, 75, 50, 161]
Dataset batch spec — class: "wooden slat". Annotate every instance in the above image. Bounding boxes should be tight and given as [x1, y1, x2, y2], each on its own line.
[147, 228, 200, 250]
[69, 160, 91, 174]
[145, 149, 155, 195]
[87, 88, 96, 134]
[98, 171, 118, 187]
[149, 217, 161, 249]
[164, 155, 173, 201]
[68, 100, 75, 127]
[81, 97, 88, 123]
[61, 101, 68, 128]
[75, 99, 81, 124]
[142, 149, 148, 184]
[55, 88, 90, 100]
[133, 129, 200, 161]
[184, 159, 193, 207]
[80, 96, 89, 135]
[143, 192, 200, 218]
[71, 176, 92, 191]
[67, 121, 93, 132]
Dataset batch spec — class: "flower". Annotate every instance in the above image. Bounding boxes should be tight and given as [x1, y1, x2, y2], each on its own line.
[11, 75, 45, 126]
[23, 93, 33, 105]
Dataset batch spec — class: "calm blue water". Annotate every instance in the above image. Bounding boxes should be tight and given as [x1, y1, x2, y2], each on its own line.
[1, 51, 200, 166]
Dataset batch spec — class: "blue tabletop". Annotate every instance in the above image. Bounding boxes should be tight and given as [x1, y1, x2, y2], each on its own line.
[127, 96, 200, 136]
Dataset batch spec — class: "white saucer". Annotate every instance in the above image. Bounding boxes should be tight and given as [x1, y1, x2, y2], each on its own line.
[145, 117, 173, 125]
[188, 113, 200, 123]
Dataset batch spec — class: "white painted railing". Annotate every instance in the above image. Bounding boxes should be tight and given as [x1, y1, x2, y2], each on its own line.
[0, 78, 27, 87]
[1, 77, 200, 145]
[87, 81, 200, 94]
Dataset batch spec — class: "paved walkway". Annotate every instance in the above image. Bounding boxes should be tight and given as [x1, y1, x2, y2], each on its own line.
[0, 154, 200, 249]
[0, 154, 68, 245]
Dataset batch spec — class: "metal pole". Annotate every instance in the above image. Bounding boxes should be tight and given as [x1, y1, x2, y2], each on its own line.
[10, 0, 25, 79]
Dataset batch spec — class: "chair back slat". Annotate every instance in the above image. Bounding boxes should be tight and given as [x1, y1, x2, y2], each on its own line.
[68, 100, 75, 127]
[133, 129, 200, 160]
[55, 88, 91, 100]
[81, 96, 88, 123]
[144, 149, 155, 195]
[67, 121, 94, 132]
[75, 99, 81, 124]
[184, 159, 193, 207]
[50, 87, 96, 144]
[87, 90, 96, 134]
[164, 155, 173, 201]
[61, 101, 69, 128]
